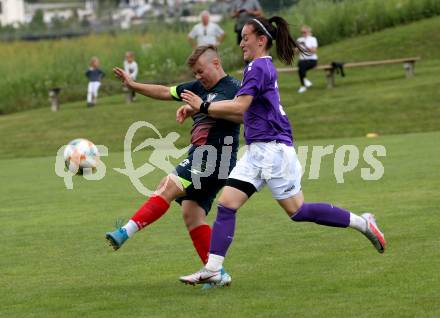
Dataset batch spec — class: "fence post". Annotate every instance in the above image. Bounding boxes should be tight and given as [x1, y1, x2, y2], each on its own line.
[126, 88, 135, 103]
[403, 61, 415, 78]
[325, 68, 335, 88]
[49, 88, 61, 112]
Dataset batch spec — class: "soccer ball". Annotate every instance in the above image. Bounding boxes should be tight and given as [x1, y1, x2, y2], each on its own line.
[63, 138, 100, 175]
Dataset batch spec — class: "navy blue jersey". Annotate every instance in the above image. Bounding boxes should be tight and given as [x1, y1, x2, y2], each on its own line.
[85, 68, 105, 82]
[170, 75, 241, 156]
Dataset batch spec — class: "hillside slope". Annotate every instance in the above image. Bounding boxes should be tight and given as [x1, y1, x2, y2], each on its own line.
[317, 16, 440, 63]
[1, 17, 439, 159]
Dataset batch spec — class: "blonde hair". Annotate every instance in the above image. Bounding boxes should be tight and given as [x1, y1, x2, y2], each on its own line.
[90, 56, 99, 66]
[301, 25, 312, 33]
[186, 45, 219, 67]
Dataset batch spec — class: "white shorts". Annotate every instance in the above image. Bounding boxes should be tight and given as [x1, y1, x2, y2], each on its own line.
[228, 142, 303, 200]
[87, 81, 101, 96]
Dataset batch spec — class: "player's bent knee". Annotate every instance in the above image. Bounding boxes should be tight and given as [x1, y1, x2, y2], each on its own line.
[278, 193, 304, 218]
[288, 204, 303, 218]
[290, 203, 308, 221]
[155, 175, 185, 201]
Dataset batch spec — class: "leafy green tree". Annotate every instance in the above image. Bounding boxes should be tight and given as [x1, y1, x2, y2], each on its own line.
[29, 9, 46, 31]
[97, 0, 119, 17]
[51, 16, 65, 30]
[65, 9, 80, 28]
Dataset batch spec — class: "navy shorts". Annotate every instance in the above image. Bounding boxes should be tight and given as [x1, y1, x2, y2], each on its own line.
[174, 151, 235, 214]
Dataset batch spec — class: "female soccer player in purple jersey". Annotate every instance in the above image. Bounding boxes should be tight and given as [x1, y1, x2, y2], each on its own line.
[179, 16, 386, 285]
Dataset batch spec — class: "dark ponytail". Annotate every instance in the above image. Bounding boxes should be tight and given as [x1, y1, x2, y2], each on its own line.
[246, 16, 306, 65]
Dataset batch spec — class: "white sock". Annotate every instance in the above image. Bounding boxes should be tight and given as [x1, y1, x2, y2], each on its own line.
[122, 220, 139, 237]
[205, 254, 224, 272]
[349, 213, 367, 233]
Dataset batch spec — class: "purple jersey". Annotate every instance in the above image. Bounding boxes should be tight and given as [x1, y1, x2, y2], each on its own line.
[236, 57, 293, 146]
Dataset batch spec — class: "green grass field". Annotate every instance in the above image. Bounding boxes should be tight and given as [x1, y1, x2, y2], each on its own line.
[1, 17, 440, 317]
[1, 132, 439, 317]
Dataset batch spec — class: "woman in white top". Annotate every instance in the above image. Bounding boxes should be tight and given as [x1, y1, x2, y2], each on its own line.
[297, 25, 318, 93]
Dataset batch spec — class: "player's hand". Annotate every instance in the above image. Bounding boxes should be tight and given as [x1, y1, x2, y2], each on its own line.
[181, 90, 203, 112]
[113, 67, 133, 87]
[176, 104, 194, 124]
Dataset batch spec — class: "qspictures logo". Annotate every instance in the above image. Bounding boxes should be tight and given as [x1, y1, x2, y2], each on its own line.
[55, 121, 386, 195]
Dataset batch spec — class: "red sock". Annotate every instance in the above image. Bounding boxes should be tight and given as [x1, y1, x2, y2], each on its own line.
[189, 224, 212, 264]
[131, 195, 170, 230]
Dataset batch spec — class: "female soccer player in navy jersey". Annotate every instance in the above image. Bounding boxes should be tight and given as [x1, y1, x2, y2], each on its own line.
[179, 16, 386, 285]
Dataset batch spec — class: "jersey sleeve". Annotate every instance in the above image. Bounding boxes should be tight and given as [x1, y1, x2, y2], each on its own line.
[236, 63, 264, 97]
[169, 81, 198, 101]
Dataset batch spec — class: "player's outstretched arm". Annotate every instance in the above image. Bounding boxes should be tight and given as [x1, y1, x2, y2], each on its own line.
[182, 90, 252, 118]
[113, 67, 172, 100]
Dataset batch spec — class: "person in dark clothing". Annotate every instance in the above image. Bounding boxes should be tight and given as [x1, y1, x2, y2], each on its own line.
[85, 57, 105, 107]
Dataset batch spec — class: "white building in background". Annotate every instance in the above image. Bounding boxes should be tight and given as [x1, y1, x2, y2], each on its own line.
[117, 0, 151, 29]
[25, 1, 96, 24]
[0, 0, 26, 27]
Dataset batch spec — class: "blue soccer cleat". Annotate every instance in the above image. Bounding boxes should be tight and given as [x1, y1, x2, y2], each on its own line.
[106, 228, 129, 251]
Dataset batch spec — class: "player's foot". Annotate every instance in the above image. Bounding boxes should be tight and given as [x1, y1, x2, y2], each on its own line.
[298, 86, 307, 93]
[202, 268, 232, 289]
[179, 267, 222, 286]
[361, 213, 386, 253]
[106, 228, 129, 250]
[304, 78, 313, 88]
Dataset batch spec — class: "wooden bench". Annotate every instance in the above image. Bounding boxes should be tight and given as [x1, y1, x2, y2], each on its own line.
[277, 57, 421, 88]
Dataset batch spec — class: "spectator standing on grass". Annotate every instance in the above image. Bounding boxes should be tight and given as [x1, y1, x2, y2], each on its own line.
[297, 25, 318, 93]
[123, 51, 139, 102]
[231, 0, 262, 45]
[85, 57, 105, 107]
[188, 11, 225, 49]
